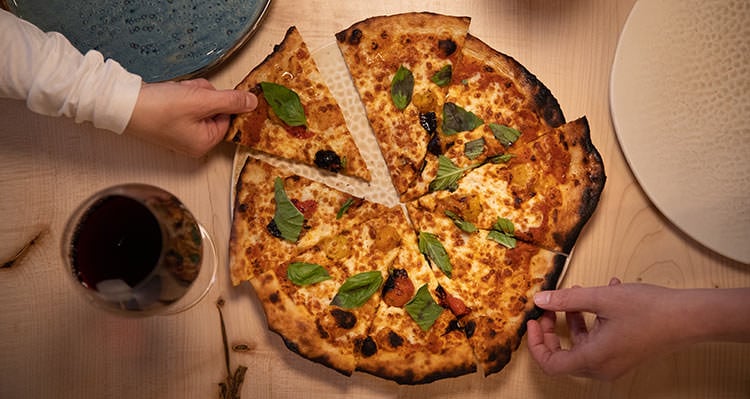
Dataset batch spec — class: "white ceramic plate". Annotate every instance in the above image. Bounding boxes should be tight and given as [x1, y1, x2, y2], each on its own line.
[610, 0, 750, 264]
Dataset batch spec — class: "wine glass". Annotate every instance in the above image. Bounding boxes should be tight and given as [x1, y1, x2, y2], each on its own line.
[61, 183, 217, 316]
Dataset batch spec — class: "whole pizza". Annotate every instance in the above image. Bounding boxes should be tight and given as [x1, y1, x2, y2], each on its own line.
[226, 12, 605, 385]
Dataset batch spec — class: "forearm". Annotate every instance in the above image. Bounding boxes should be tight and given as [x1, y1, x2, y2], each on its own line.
[673, 287, 750, 344]
[0, 9, 141, 133]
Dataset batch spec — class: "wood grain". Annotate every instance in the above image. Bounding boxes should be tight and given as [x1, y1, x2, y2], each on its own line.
[1, 1, 748, 398]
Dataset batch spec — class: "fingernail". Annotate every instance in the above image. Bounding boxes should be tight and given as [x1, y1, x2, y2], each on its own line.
[244, 92, 258, 110]
[534, 291, 551, 305]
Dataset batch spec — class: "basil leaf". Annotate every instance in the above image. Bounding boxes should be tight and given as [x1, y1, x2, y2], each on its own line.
[429, 155, 476, 192]
[287, 262, 331, 286]
[487, 217, 516, 249]
[331, 271, 383, 309]
[493, 217, 515, 235]
[405, 284, 444, 332]
[445, 210, 477, 234]
[488, 153, 515, 164]
[273, 177, 304, 242]
[391, 65, 414, 110]
[443, 102, 484, 135]
[336, 198, 354, 220]
[464, 138, 485, 160]
[490, 123, 522, 147]
[487, 230, 517, 249]
[431, 65, 452, 87]
[260, 82, 307, 127]
[418, 232, 452, 278]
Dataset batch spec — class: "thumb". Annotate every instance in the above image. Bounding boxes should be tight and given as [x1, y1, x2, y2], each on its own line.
[533, 286, 603, 313]
[202, 89, 258, 116]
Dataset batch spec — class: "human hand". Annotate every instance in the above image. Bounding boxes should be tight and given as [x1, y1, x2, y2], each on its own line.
[526, 278, 685, 380]
[125, 78, 257, 157]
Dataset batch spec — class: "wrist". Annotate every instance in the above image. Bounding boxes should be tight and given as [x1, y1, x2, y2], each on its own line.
[671, 288, 750, 344]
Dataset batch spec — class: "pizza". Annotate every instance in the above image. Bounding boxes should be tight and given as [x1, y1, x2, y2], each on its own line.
[335, 12, 471, 196]
[227, 12, 606, 385]
[225, 26, 372, 182]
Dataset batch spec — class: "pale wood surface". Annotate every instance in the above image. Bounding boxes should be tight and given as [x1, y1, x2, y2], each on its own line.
[1, 1, 748, 398]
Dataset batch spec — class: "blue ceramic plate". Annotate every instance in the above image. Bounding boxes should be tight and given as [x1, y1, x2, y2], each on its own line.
[5, 0, 271, 82]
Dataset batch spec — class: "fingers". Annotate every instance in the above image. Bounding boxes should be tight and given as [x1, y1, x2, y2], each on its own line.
[526, 312, 590, 376]
[200, 89, 258, 116]
[534, 277, 623, 313]
[179, 78, 215, 89]
[534, 287, 599, 313]
[177, 79, 258, 116]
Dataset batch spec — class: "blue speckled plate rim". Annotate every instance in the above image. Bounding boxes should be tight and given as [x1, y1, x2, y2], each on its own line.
[172, 0, 273, 82]
[1, 0, 273, 82]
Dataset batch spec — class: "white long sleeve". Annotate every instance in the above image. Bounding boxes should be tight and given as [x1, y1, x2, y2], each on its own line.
[0, 9, 142, 133]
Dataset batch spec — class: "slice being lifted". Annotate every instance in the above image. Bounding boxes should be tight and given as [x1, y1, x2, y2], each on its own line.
[336, 12, 471, 196]
[225, 26, 371, 181]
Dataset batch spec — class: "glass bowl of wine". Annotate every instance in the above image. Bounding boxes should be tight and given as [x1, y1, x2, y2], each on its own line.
[61, 183, 217, 316]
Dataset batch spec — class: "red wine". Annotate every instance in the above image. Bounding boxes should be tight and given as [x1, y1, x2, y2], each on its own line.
[70, 195, 163, 290]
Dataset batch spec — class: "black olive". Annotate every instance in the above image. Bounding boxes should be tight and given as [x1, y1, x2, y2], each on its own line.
[444, 319, 462, 335]
[419, 112, 437, 134]
[314, 150, 342, 173]
[427, 132, 442, 156]
[464, 320, 476, 338]
[266, 219, 282, 238]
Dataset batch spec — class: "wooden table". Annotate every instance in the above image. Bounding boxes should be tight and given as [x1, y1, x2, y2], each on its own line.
[2, 1, 748, 398]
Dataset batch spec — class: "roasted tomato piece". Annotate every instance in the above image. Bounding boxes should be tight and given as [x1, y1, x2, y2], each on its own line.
[372, 225, 401, 252]
[382, 268, 415, 308]
[291, 199, 317, 218]
[435, 285, 471, 317]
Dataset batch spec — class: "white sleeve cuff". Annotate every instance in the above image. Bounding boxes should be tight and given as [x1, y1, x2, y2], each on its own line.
[0, 10, 142, 134]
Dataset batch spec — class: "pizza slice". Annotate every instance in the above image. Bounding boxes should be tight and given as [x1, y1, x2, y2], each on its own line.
[407, 117, 605, 254]
[406, 203, 567, 375]
[228, 157, 387, 285]
[401, 34, 567, 201]
[251, 204, 411, 375]
[225, 26, 371, 181]
[353, 215, 477, 384]
[335, 12, 471, 196]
